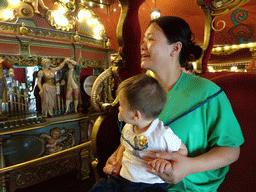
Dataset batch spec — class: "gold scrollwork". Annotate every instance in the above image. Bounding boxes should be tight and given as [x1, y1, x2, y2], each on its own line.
[80, 58, 107, 69]
[14, 157, 78, 187]
[2, 55, 39, 66]
[211, 17, 226, 32]
[45, 10, 76, 31]
[211, 48, 239, 55]
[210, 0, 250, 16]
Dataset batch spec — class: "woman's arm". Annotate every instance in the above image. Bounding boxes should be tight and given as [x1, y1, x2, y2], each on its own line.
[37, 70, 43, 92]
[177, 142, 188, 156]
[52, 59, 67, 72]
[147, 146, 240, 184]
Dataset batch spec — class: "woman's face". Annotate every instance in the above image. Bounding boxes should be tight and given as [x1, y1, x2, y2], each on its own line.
[141, 23, 174, 73]
[44, 61, 51, 69]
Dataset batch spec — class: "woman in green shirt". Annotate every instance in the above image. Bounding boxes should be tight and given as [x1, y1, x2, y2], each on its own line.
[105, 16, 244, 191]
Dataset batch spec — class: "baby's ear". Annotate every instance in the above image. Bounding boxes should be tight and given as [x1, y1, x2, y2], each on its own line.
[133, 110, 142, 121]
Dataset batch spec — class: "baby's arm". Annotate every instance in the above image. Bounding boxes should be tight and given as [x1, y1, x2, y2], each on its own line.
[103, 145, 125, 176]
[177, 142, 188, 156]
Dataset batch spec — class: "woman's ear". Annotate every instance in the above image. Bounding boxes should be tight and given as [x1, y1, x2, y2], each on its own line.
[170, 41, 182, 57]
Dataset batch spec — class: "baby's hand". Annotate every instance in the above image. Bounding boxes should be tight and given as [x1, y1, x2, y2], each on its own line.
[103, 163, 121, 176]
[148, 158, 172, 174]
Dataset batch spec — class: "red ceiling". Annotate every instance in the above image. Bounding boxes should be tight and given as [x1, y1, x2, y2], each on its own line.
[4, 0, 256, 63]
[92, 0, 256, 53]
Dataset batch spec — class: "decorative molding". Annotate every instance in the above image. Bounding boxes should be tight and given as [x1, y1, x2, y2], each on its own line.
[1, 55, 39, 66]
[19, 41, 30, 55]
[80, 150, 90, 180]
[249, 48, 256, 58]
[0, 24, 17, 33]
[0, 22, 105, 47]
[208, 61, 250, 66]
[80, 36, 105, 47]
[13, 156, 79, 187]
[80, 58, 107, 69]
[211, 48, 240, 55]
[210, 0, 250, 16]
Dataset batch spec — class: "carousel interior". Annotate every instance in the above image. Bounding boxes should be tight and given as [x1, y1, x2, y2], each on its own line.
[0, 0, 256, 192]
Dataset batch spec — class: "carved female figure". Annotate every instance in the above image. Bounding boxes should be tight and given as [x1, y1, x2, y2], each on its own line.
[0, 57, 14, 116]
[37, 58, 66, 117]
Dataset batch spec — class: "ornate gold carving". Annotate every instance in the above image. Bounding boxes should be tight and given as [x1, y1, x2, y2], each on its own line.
[20, 41, 30, 55]
[19, 23, 29, 36]
[210, 0, 250, 16]
[211, 17, 226, 32]
[250, 48, 256, 58]
[80, 58, 107, 69]
[80, 150, 90, 180]
[105, 39, 111, 49]
[2, 55, 39, 66]
[116, 0, 128, 47]
[0, 0, 34, 22]
[18, 3, 34, 18]
[0, 23, 105, 47]
[0, 23, 17, 33]
[74, 31, 81, 42]
[91, 115, 106, 159]
[211, 48, 239, 55]
[45, 10, 76, 31]
[0, 137, 8, 192]
[14, 157, 79, 187]
[80, 36, 105, 47]
[91, 67, 112, 112]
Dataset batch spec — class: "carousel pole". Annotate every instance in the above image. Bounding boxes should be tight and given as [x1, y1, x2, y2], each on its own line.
[117, 0, 146, 80]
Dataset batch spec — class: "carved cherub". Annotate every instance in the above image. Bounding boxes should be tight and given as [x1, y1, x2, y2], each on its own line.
[40, 128, 67, 154]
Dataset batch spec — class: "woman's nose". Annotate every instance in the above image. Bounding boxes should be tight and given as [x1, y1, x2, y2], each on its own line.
[140, 43, 146, 50]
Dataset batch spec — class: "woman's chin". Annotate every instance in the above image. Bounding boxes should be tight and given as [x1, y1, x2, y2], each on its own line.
[141, 61, 148, 69]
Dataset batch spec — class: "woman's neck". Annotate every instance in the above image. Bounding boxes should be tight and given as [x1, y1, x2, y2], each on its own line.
[155, 67, 182, 93]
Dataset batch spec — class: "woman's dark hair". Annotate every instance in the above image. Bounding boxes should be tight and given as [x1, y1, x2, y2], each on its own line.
[152, 16, 203, 67]
[117, 74, 166, 120]
[185, 62, 194, 72]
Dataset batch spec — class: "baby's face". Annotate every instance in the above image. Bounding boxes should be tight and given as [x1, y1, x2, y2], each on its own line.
[52, 131, 60, 139]
[118, 94, 134, 124]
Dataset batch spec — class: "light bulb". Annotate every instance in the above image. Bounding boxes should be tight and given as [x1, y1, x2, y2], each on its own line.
[3, 10, 13, 19]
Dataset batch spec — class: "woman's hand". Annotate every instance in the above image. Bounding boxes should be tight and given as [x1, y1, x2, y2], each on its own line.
[148, 158, 172, 174]
[147, 152, 192, 184]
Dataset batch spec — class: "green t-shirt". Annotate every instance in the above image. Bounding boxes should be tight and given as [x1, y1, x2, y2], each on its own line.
[158, 72, 244, 192]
